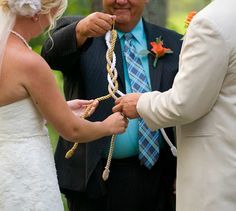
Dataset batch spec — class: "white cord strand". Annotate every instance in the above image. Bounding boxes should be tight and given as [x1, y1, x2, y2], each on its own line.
[105, 31, 124, 98]
[160, 128, 177, 157]
[102, 30, 177, 181]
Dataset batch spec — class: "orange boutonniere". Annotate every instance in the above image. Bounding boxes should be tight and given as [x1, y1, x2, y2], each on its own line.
[185, 11, 197, 28]
[140, 36, 173, 67]
[181, 11, 197, 40]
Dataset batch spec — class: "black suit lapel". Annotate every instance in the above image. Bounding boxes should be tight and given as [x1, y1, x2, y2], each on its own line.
[114, 37, 126, 93]
[144, 21, 163, 92]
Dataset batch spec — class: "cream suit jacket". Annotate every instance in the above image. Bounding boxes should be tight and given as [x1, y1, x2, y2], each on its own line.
[137, 0, 236, 210]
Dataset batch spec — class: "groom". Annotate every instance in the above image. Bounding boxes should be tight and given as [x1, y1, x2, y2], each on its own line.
[113, 0, 236, 211]
[42, 0, 182, 210]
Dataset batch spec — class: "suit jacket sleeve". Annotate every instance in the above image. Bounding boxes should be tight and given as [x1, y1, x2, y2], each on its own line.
[41, 16, 91, 72]
[137, 14, 230, 130]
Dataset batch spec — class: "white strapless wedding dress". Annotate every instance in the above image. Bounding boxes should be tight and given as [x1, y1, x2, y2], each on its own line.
[0, 98, 64, 211]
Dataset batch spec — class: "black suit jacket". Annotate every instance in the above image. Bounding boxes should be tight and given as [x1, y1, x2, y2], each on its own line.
[42, 16, 182, 196]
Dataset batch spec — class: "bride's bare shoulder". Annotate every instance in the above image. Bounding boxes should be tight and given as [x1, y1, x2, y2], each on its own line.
[7, 46, 51, 76]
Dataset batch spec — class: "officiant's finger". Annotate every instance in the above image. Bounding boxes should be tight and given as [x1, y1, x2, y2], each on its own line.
[77, 12, 114, 39]
[94, 16, 115, 32]
[92, 13, 114, 31]
[112, 103, 123, 113]
[91, 25, 109, 36]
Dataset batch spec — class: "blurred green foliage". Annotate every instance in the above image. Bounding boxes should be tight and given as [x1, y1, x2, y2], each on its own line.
[46, 71, 63, 151]
[168, 0, 209, 34]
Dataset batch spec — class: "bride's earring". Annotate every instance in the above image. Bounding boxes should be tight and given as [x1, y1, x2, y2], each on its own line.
[32, 14, 39, 22]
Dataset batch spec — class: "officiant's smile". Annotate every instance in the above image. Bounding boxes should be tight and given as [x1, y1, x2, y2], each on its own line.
[103, 0, 149, 32]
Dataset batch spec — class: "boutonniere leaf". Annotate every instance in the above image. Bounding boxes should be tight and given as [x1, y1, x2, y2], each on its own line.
[139, 49, 150, 56]
[139, 36, 173, 68]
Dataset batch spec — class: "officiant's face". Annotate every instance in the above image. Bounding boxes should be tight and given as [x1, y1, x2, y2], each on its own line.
[103, 0, 149, 32]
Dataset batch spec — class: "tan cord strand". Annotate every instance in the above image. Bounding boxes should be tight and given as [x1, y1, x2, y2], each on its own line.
[65, 23, 119, 175]
[102, 134, 116, 181]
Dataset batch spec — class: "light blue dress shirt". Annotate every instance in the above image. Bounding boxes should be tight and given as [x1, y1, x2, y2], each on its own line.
[111, 19, 152, 158]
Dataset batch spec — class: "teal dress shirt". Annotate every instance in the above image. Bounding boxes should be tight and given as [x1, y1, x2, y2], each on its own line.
[111, 19, 151, 158]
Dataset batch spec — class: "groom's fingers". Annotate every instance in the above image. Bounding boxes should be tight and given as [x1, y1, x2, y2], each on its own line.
[112, 103, 123, 113]
[115, 97, 122, 105]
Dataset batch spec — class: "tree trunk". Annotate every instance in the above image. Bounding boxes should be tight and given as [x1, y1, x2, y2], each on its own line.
[143, 0, 168, 27]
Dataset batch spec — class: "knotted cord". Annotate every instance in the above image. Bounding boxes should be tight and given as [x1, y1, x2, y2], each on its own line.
[64, 21, 177, 181]
[65, 21, 125, 181]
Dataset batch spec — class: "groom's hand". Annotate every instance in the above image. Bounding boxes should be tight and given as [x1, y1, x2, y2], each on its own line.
[76, 12, 116, 47]
[113, 93, 142, 119]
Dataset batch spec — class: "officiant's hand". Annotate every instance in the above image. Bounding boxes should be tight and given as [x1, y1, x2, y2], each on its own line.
[113, 93, 142, 119]
[67, 99, 99, 118]
[75, 12, 116, 47]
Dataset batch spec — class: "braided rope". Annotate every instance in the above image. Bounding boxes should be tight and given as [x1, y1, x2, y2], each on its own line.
[65, 23, 125, 181]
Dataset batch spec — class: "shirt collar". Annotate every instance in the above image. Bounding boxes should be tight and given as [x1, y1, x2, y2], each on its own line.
[117, 19, 146, 46]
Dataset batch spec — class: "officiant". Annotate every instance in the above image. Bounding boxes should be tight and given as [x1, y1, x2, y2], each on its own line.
[41, 0, 182, 210]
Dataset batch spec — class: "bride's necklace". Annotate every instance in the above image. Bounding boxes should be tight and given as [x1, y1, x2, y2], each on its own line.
[10, 30, 32, 50]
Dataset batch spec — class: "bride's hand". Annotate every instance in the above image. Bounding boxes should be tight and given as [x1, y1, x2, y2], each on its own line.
[67, 99, 99, 117]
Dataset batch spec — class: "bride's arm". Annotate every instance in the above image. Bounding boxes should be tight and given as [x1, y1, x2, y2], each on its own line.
[43, 99, 98, 124]
[20, 51, 127, 143]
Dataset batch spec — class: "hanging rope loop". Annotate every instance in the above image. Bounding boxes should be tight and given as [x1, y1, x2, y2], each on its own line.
[65, 23, 125, 181]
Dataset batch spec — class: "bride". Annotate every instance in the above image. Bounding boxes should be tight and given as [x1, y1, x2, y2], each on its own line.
[0, 0, 127, 210]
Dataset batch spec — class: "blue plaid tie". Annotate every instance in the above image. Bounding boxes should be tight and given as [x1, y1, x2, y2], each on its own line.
[123, 33, 160, 169]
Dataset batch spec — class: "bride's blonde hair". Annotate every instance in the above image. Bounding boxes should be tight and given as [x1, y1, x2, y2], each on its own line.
[41, 0, 68, 31]
[0, 0, 67, 75]
[0, 0, 68, 31]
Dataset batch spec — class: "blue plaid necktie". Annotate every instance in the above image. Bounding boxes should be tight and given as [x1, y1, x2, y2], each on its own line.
[123, 33, 160, 169]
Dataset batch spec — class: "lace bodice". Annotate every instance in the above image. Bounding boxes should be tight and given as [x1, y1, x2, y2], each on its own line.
[0, 98, 64, 211]
[0, 98, 48, 140]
